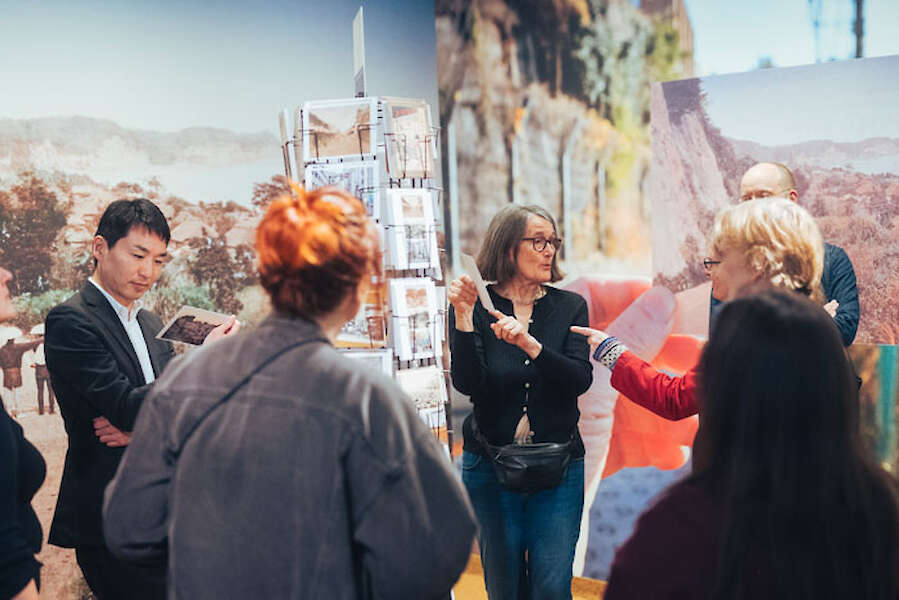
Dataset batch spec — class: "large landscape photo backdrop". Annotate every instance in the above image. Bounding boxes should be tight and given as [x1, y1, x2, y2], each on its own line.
[0, 1, 440, 597]
[437, 0, 898, 580]
[650, 54, 899, 345]
[649, 51, 899, 540]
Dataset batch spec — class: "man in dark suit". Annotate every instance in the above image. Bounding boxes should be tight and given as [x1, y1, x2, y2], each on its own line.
[45, 198, 237, 599]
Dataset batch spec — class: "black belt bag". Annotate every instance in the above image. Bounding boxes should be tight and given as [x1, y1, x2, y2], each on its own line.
[472, 417, 573, 493]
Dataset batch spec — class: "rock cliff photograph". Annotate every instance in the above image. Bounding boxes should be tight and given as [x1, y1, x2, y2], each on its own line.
[650, 54, 899, 344]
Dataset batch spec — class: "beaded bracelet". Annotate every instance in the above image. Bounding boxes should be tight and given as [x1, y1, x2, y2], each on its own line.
[592, 336, 628, 371]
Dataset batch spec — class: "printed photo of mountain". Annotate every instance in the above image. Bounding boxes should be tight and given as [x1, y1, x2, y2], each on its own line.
[650, 54, 899, 344]
[0, 1, 440, 596]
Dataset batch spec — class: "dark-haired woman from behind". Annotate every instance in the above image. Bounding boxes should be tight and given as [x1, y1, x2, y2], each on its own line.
[604, 288, 899, 600]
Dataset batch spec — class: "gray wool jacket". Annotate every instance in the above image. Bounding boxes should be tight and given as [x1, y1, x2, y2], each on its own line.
[103, 313, 476, 599]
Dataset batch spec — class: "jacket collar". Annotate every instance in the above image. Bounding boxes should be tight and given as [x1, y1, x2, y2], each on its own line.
[88, 278, 143, 322]
[80, 281, 145, 381]
[258, 311, 331, 346]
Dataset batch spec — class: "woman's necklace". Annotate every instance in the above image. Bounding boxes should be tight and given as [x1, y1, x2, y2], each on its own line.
[501, 285, 546, 305]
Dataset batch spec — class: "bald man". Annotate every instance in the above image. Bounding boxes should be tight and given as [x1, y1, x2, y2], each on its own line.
[739, 162, 799, 202]
[710, 162, 859, 346]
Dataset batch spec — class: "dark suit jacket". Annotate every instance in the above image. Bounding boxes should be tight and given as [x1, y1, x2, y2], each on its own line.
[45, 282, 174, 548]
[821, 242, 859, 346]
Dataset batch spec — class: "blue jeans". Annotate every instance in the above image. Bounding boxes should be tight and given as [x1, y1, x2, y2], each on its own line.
[462, 450, 584, 600]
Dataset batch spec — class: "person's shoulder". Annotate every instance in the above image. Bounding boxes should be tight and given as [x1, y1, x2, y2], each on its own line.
[825, 242, 851, 261]
[320, 347, 405, 403]
[640, 479, 721, 537]
[607, 479, 721, 598]
[45, 288, 95, 333]
[319, 348, 418, 423]
[619, 479, 720, 559]
[545, 286, 589, 321]
[0, 402, 24, 438]
[46, 287, 88, 316]
[546, 285, 587, 307]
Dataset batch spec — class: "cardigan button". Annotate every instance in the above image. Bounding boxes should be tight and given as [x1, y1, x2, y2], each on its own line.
[524, 359, 530, 365]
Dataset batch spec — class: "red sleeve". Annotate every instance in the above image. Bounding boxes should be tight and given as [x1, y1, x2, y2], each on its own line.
[609, 350, 699, 420]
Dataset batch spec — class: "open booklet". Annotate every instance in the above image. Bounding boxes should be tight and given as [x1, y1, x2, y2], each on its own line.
[155, 306, 232, 346]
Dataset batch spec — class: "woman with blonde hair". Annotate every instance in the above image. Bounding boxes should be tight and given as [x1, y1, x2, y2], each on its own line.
[572, 196, 826, 432]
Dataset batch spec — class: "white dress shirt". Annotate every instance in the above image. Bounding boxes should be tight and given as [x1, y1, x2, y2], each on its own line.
[89, 278, 156, 385]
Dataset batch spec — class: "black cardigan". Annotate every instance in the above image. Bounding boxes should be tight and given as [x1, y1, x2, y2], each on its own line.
[449, 285, 593, 458]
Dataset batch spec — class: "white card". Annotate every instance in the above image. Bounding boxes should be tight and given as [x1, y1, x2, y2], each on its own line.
[459, 253, 495, 313]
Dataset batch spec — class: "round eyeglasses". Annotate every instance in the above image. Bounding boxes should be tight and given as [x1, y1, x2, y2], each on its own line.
[522, 236, 562, 252]
[702, 258, 722, 271]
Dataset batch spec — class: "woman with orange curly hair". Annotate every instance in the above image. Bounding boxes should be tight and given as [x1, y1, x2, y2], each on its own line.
[103, 185, 476, 599]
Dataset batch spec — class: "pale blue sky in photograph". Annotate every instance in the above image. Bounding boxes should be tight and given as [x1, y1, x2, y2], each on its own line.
[0, 0, 438, 134]
[700, 54, 899, 145]
[683, 0, 899, 76]
[3, 0, 896, 139]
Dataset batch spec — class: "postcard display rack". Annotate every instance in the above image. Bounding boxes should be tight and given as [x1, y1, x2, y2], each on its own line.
[284, 96, 453, 456]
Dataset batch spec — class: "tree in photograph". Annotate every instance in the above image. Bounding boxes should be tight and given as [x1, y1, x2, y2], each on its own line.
[111, 181, 145, 197]
[143, 270, 216, 323]
[10, 289, 74, 330]
[0, 172, 68, 295]
[187, 234, 257, 315]
[251, 175, 291, 212]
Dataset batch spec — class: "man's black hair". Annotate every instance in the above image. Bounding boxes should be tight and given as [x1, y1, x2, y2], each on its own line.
[95, 198, 171, 248]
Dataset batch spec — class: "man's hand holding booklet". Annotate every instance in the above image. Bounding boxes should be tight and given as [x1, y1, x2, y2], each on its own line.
[459, 253, 495, 312]
[156, 306, 241, 346]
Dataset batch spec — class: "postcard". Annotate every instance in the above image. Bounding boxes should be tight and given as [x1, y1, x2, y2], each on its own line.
[305, 160, 381, 220]
[384, 97, 434, 179]
[340, 348, 394, 378]
[385, 188, 440, 272]
[396, 365, 447, 410]
[389, 278, 441, 361]
[399, 372, 450, 459]
[336, 280, 387, 348]
[302, 97, 379, 162]
[156, 306, 232, 346]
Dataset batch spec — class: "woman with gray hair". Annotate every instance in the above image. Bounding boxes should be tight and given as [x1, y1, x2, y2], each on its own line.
[448, 204, 593, 600]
